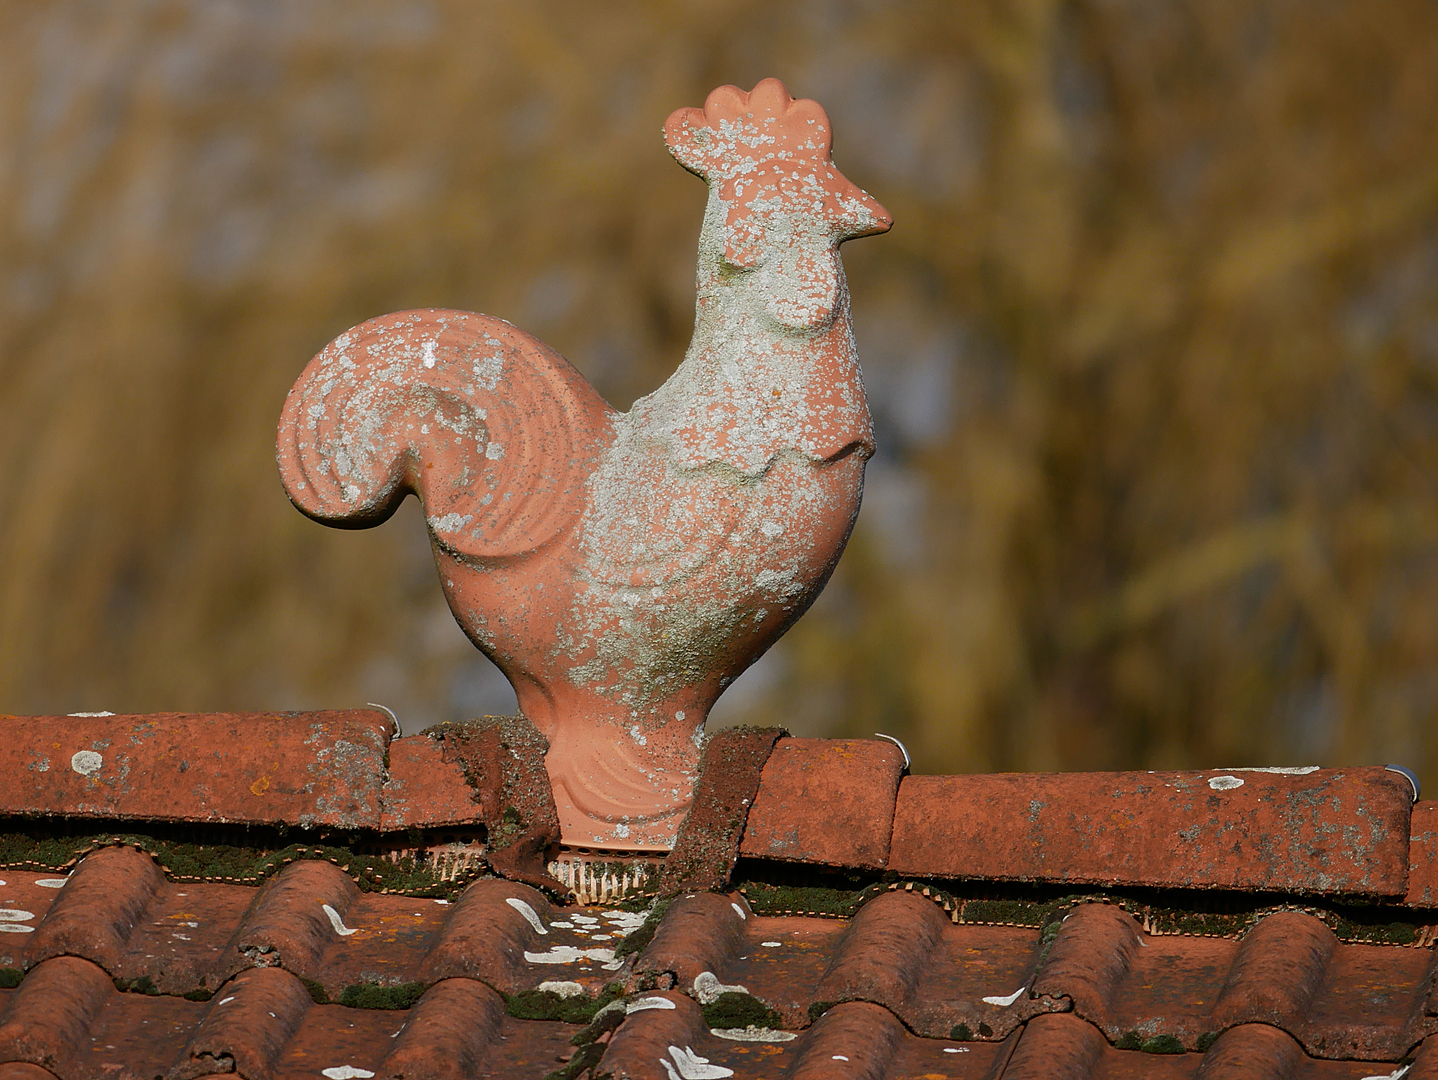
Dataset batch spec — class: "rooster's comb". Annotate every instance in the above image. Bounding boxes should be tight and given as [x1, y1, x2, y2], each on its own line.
[664, 78, 833, 182]
[664, 78, 890, 257]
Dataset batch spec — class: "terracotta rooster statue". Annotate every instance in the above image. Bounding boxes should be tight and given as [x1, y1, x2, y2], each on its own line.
[277, 79, 891, 849]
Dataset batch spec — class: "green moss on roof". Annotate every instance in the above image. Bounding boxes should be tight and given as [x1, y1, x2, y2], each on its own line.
[0, 828, 487, 898]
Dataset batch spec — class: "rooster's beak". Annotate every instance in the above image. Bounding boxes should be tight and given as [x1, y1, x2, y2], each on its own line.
[838, 184, 893, 241]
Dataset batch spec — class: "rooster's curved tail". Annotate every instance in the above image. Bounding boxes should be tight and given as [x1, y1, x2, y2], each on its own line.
[277, 309, 615, 560]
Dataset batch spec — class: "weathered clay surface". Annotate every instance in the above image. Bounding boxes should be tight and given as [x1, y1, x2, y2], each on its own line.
[888, 767, 1415, 896]
[276, 78, 891, 848]
[0, 710, 392, 829]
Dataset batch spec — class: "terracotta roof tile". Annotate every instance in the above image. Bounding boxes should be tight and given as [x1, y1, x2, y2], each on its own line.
[171, 966, 312, 1080]
[375, 978, 507, 1079]
[739, 737, 906, 868]
[0, 956, 579, 1080]
[0, 844, 1431, 1075]
[0, 956, 112, 1071]
[0, 714, 1433, 1076]
[24, 844, 164, 972]
[889, 768, 1415, 897]
[1411, 801, 1438, 908]
[0, 712, 393, 830]
[378, 735, 476, 830]
[0, 1065, 54, 1080]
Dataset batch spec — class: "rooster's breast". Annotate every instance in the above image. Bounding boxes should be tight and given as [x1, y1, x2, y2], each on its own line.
[566, 433, 867, 698]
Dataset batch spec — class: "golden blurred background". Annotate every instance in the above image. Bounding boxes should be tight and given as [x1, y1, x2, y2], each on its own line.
[2, 1, 1436, 789]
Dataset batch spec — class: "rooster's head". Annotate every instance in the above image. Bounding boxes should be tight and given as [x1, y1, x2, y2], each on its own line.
[665, 78, 892, 330]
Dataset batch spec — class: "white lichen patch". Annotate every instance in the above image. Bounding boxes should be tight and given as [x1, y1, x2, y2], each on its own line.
[692, 971, 748, 1004]
[70, 750, 103, 776]
[626, 996, 676, 1013]
[1208, 775, 1245, 791]
[710, 1027, 797, 1043]
[524, 945, 618, 966]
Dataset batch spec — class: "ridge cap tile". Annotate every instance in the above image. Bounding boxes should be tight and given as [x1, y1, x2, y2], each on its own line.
[1410, 802, 1438, 908]
[889, 767, 1415, 897]
[739, 736, 906, 870]
[377, 734, 478, 831]
[0, 710, 393, 830]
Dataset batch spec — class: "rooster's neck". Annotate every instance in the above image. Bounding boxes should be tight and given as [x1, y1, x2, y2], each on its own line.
[626, 192, 873, 474]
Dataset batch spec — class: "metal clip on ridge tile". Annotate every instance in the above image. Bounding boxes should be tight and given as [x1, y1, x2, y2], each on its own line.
[1386, 764, 1422, 803]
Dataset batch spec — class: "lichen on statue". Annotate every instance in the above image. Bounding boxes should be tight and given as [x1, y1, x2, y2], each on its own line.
[276, 78, 891, 850]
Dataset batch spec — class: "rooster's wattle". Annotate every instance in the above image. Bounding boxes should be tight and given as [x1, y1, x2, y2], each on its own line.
[277, 78, 891, 848]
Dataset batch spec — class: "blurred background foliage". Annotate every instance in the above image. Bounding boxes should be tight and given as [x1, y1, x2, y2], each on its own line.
[1, 1, 1436, 789]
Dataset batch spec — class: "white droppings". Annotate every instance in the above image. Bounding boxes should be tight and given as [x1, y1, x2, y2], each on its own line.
[760, 941, 782, 947]
[1227, 766, 1321, 775]
[944, 1047, 969, 1053]
[0, 925, 34, 934]
[662, 1045, 733, 1080]
[832, 1055, 849, 1061]
[627, 996, 677, 1013]
[524, 946, 617, 965]
[67, 712, 114, 717]
[505, 897, 547, 935]
[70, 750, 103, 776]
[322, 904, 358, 937]
[537, 981, 585, 997]
[730, 902, 747, 920]
[1208, 775, 1245, 791]
[217, 996, 236, 1006]
[710, 1027, 797, 1043]
[550, 921, 575, 929]
[1360, 1068, 1411, 1080]
[982, 987, 1027, 1007]
[322, 1068, 375, 1080]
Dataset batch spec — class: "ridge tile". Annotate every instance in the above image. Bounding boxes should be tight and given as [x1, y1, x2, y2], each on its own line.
[0, 711, 393, 830]
[739, 737, 906, 869]
[889, 767, 1414, 897]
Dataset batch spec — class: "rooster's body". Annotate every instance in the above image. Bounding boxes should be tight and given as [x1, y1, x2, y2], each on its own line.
[278, 79, 891, 848]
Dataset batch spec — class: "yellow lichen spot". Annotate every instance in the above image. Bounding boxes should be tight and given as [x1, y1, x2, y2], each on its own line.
[250, 775, 271, 796]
